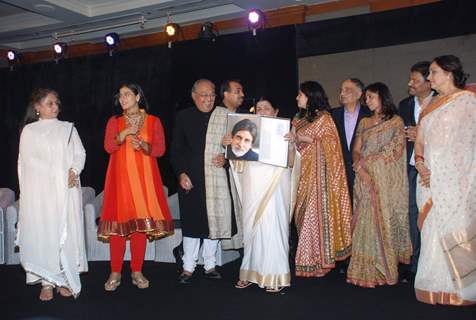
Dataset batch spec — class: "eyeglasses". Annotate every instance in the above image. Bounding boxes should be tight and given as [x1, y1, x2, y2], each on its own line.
[195, 92, 216, 99]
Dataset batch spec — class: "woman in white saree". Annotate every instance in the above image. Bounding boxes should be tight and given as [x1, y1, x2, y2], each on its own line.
[414, 55, 476, 306]
[227, 98, 292, 292]
[17, 89, 88, 301]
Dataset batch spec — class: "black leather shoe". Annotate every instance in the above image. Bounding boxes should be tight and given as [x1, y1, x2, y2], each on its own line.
[203, 269, 222, 280]
[338, 264, 348, 275]
[400, 270, 415, 283]
[173, 243, 184, 273]
[177, 272, 193, 284]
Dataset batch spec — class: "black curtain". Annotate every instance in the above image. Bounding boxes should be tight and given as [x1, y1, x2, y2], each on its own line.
[1, 25, 298, 195]
[0, 46, 173, 195]
[169, 25, 298, 119]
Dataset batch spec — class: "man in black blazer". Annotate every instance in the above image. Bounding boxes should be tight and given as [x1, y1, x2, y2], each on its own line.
[331, 78, 371, 202]
[398, 61, 434, 282]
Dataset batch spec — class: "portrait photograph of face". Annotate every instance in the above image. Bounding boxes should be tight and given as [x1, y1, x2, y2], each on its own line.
[226, 116, 260, 161]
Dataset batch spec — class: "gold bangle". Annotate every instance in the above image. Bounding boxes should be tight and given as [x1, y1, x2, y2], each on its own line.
[415, 154, 424, 162]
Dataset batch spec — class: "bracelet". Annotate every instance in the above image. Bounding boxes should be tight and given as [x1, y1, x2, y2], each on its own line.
[415, 154, 424, 162]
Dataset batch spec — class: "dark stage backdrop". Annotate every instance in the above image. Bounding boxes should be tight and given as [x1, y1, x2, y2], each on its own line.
[0, 45, 174, 196]
[0, 25, 298, 195]
[169, 25, 298, 119]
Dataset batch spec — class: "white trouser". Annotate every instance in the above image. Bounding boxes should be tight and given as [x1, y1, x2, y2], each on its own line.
[182, 237, 219, 273]
[41, 280, 54, 287]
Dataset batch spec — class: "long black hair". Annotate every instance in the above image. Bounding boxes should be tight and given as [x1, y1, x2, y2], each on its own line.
[365, 82, 397, 121]
[114, 83, 149, 115]
[22, 88, 61, 129]
[296, 81, 330, 122]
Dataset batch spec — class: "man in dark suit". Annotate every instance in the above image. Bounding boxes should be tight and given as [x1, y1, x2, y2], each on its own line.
[331, 78, 370, 274]
[398, 61, 434, 282]
[331, 78, 371, 202]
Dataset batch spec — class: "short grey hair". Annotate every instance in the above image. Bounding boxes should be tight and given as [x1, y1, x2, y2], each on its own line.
[191, 79, 215, 94]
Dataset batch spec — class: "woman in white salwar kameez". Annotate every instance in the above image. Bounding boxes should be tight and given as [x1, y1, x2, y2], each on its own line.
[226, 98, 292, 293]
[414, 55, 476, 306]
[17, 89, 88, 301]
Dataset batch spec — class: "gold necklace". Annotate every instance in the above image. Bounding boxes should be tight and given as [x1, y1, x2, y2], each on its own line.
[124, 109, 145, 129]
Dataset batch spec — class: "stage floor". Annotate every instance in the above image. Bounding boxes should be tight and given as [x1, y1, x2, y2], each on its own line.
[2, 260, 475, 320]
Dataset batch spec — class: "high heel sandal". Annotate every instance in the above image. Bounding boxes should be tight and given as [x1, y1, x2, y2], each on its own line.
[104, 273, 121, 291]
[131, 272, 149, 289]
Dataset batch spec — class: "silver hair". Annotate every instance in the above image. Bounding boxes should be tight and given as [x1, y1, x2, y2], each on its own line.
[191, 79, 215, 94]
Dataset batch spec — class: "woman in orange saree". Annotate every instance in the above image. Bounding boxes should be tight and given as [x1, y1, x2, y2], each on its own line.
[347, 82, 411, 288]
[414, 55, 476, 306]
[291, 81, 352, 277]
[98, 83, 174, 291]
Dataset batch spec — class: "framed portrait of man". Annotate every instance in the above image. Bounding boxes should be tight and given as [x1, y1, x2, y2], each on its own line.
[225, 113, 290, 167]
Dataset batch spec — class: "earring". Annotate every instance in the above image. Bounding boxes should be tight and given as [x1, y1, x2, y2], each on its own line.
[36, 111, 40, 116]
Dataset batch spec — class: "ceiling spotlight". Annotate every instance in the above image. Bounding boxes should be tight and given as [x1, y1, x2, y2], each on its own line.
[165, 23, 178, 37]
[164, 22, 180, 48]
[6, 50, 18, 71]
[7, 50, 17, 62]
[53, 42, 67, 62]
[53, 42, 65, 54]
[247, 9, 265, 36]
[198, 22, 218, 42]
[104, 32, 120, 56]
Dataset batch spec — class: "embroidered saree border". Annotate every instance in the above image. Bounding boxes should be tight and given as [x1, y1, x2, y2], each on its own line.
[98, 218, 174, 241]
[415, 289, 476, 306]
[240, 269, 291, 289]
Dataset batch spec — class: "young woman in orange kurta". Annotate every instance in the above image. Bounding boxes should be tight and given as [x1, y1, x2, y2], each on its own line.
[98, 83, 173, 291]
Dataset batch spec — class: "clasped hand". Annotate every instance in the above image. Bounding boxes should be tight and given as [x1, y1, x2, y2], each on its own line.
[119, 123, 139, 141]
[130, 136, 149, 153]
[118, 124, 149, 153]
[68, 168, 79, 188]
[416, 163, 431, 187]
[404, 126, 417, 142]
[284, 131, 313, 144]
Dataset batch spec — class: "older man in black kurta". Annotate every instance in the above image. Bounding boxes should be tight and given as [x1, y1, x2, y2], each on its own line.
[171, 79, 224, 284]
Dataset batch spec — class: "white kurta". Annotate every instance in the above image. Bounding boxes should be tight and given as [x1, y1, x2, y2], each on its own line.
[18, 118, 88, 297]
[232, 161, 291, 290]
